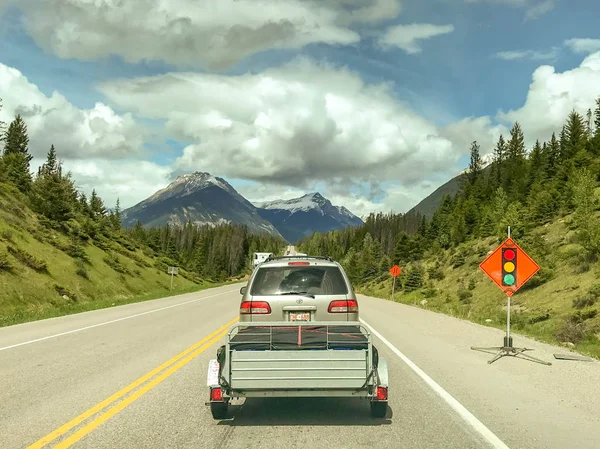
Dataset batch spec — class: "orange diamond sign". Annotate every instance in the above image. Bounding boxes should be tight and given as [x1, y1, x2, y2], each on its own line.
[479, 238, 540, 297]
[389, 265, 401, 277]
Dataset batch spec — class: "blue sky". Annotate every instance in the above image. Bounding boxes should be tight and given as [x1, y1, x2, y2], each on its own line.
[1, 0, 599, 215]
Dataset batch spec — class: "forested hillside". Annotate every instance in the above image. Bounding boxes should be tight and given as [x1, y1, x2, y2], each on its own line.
[0, 102, 285, 326]
[298, 98, 600, 358]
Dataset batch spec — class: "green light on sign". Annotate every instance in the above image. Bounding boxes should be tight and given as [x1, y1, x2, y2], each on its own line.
[503, 274, 515, 285]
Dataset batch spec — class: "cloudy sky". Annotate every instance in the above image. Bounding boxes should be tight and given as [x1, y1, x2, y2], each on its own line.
[1, 0, 600, 217]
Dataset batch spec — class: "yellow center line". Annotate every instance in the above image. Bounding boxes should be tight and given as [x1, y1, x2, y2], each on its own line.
[26, 317, 238, 449]
[54, 327, 231, 448]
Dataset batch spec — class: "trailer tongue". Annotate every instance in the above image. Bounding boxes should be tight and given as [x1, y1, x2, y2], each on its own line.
[206, 322, 389, 419]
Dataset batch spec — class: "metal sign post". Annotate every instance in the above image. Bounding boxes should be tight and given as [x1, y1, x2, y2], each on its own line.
[168, 266, 179, 291]
[389, 265, 401, 299]
[471, 227, 551, 365]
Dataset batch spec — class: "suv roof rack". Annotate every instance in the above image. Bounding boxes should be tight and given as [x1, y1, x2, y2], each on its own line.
[264, 254, 336, 263]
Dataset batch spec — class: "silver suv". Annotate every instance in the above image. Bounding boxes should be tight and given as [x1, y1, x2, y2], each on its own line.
[238, 255, 358, 322]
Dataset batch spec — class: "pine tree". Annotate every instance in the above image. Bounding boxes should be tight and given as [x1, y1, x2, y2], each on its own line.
[110, 198, 122, 231]
[591, 96, 600, 155]
[505, 122, 527, 200]
[89, 189, 107, 220]
[31, 145, 77, 223]
[595, 96, 600, 136]
[544, 132, 560, 179]
[492, 134, 506, 186]
[467, 141, 482, 186]
[360, 233, 378, 280]
[564, 110, 587, 158]
[571, 168, 600, 260]
[403, 263, 424, 292]
[528, 139, 544, 187]
[0, 97, 6, 139]
[2, 115, 33, 192]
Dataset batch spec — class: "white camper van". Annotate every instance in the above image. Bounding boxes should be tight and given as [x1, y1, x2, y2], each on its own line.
[253, 252, 272, 268]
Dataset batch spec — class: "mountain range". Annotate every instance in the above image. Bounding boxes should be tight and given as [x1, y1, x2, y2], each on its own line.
[120, 172, 363, 243]
[408, 153, 495, 218]
[121, 153, 493, 241]
[254, 192, 363, 243]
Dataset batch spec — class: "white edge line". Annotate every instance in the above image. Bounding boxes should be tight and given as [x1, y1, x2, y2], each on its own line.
[360, 318, 511, 449]
[0, 288, 240, 352]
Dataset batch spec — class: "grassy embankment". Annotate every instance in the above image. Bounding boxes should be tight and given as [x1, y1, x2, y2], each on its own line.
[0, 183, 242, 327]
[359, 215, 600, 359]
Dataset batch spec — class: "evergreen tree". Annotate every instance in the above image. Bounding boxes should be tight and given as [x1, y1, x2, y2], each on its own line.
[2, 115, 33, 192]
[360, 233, 378, 280]
[590, 96, 600, 155]
[110, 198, 122, 231]
[0, 97, 6, 139]
[571, 168, 600, 260]
[564, 110, 587, 160]
[528, 139, 545, 187]
[467, 140, 482, 186]
[31, 145, 77, 223]
[403, 263, 424, 292]
[89, 189, 107, 220]
[492, 134, 506, 187]
[504, 122, 527, 200]
[544, 133, 560, 179]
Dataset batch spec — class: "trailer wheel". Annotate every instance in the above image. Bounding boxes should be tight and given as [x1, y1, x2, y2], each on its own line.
[370, 401, 387, 418]
[210, 402, 228, 420]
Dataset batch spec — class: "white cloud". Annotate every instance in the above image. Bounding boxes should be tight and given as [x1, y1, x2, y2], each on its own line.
[98, 57, 464, 194]
[378, 23, 455, 54]
[237, 180, 428, 216]
[440, 116, 509, 157]
[565, 38, 600, 55]
[497, 51, 600, 146]
[465, 0, 556, 20]
[0, 63, 144, 160]
[29, 157, 173, 210]
[495, 48, 558, 61]
[524, 0, 556, 20]
[10, 0, 404, 71]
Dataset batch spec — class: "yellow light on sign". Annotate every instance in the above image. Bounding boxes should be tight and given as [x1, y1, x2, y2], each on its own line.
[503, 262, 515, 273]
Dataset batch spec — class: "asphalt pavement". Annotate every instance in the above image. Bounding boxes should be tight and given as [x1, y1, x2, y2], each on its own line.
[1, 284, 599, 449]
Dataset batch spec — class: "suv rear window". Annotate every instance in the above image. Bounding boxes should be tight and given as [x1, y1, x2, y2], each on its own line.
[250, 265, 349, 296]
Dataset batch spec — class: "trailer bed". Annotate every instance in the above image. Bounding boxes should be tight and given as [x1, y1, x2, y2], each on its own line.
[229, 324, 369, 351]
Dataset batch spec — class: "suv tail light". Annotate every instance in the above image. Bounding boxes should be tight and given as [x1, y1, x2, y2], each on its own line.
[328, 299, 358, 313]
[240, 301, 271, 314]
[288, 261, 310, 266]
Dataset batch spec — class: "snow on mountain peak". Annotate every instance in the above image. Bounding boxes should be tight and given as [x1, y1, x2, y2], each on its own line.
[256, 192, 330, 213]
[146, 171, 234, 203]
[455, 153, 495, 178]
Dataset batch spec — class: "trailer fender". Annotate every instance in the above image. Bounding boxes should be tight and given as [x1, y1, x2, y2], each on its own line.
[376, 357, 389, 388]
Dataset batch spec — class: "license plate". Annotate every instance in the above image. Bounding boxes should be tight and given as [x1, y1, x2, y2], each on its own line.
[290, 312, 311, 322]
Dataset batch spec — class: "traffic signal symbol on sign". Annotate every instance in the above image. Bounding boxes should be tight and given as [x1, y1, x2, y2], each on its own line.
[501, 248, 516, 287]
[479, 238, 539, 296]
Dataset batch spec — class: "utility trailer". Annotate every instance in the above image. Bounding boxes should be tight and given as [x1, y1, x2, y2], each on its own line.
[206, 322, 389, 419]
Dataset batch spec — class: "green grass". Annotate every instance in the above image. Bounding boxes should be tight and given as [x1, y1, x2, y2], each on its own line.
[0, 183, 243, 327]
[359, 217, 600, 360]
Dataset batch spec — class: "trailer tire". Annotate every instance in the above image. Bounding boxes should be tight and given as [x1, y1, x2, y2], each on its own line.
[370, 401, 387, 418]
[210, 402, 228, 420]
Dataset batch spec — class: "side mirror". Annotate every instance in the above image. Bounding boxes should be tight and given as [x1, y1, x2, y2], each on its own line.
[240, 286, 247, 295]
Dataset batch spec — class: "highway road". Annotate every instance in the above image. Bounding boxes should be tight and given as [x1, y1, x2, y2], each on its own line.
[1, 283, 600, 449]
